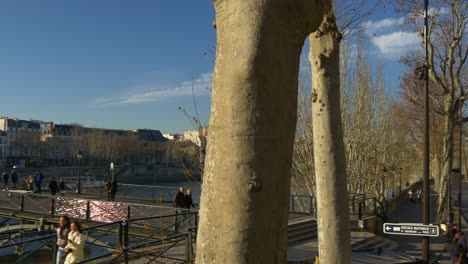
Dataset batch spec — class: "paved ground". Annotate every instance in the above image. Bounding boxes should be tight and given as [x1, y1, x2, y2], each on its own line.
[385, 186, 454, 263]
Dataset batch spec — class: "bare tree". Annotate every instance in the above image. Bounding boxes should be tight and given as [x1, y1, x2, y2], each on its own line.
[391, 0, 468, 222]
[196, 1, 327, 263]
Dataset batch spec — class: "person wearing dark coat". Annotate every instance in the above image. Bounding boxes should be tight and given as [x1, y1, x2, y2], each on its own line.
[11, 170, 18, 189]
[105, 177, 118, 201]
[2, 171, 9, 190]
[59, 178, 71, 196]
[184, 188, 196, 209]
[49, 177, 59, 196]
[173, 187, 185, 232]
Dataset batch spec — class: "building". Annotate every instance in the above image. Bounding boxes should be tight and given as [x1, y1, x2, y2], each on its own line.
[134, 129, 167, 142]
[0, 117, 42, 166]
[0, 131, 6, 167]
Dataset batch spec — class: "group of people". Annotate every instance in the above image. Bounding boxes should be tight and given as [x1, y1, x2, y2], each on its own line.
[56, 215, 86, 264]
[448, 227, 468, 264]
[408, 188, 422, 204]
[172, 186, 196, 232]
[49, 177, 72, 196]
[24, 170, 44, 193]
[2, 169, 18, 190]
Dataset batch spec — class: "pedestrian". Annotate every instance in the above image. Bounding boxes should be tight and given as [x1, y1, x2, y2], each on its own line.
[49, 177, 59, 196]
[408, 189, 414, 203]
[56, 216, 71, 264]
[11, 169, 18, 190]
[64, 221, 85, 264]
[26, 175, 34, 191]
[184, 188, 196, 226]
[105, 177, 118, 201]
[173, 186, 185, 232]
[416, 188, 422, 203]
[185, 188, 196, 209]
[59, 178, 71, 196]
[456, 232, 467, 263]
[35, 170, 44, 194]
[2, 170, 9, 190]
[451, 231, 462, 263]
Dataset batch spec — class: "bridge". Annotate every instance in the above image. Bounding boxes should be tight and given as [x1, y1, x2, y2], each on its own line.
[0, 184, 426, 263]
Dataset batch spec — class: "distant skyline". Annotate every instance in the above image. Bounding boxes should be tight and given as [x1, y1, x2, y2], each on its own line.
[0, 1, 427, 133]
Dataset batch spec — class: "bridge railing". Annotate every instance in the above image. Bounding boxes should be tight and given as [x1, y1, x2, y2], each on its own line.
[79, 183, 202, 204]
[0, 214, 198, 264]
[289, 195, 315, 216]
[0, 190, 198, 223]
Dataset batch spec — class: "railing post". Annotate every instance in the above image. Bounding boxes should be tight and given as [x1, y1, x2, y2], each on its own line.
[186, 231, 193, 263]
[20, 195, 24, 212]
[352, 196, 355, 214]
[291, 195, 295, 213]
[358, 201, 363, 220]
[117, 222, 123, 249]
[123, 220, 129, 264]
[373, 198, 377, 215]
[127, 205, 131, 220]
[309, 196, 313, 215]
[86, 200, 91, 221]
[50, 198, 55, 217]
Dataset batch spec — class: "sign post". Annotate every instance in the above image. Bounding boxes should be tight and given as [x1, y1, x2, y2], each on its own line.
[383, 223, 439, 237]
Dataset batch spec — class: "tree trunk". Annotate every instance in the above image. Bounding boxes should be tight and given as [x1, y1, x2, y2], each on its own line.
[309, 12, 352, 264]
[436, 107, 455, 222]
[196, 1, 321, 263]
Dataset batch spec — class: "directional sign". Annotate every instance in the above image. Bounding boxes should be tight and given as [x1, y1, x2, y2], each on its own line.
[383, 223, 439, 237]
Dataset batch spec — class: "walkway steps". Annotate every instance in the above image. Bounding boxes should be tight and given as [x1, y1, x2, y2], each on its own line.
[351, 234, 399, 251]
[287, 217, 317, 246]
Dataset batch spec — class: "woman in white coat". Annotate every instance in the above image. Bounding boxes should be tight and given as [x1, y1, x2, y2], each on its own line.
[64, 221, 86, 264]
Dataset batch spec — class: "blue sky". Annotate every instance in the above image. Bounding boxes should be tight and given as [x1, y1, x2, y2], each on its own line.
[0, 1, 422, 133]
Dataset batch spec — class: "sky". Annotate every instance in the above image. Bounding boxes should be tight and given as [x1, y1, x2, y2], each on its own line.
[0, 1, 425, 133]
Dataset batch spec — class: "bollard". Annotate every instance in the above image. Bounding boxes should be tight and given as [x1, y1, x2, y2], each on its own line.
[50, 198, 55, 217]
[127, 206, 131, 220]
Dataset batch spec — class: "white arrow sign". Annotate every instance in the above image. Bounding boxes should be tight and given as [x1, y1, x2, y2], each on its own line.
[383, 223, 439, 237]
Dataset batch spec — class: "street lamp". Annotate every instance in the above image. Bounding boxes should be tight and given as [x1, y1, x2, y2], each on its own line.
[77, 150, 83, 194]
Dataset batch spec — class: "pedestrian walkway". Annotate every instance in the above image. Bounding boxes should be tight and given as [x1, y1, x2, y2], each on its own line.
[385, 186, 453, 263]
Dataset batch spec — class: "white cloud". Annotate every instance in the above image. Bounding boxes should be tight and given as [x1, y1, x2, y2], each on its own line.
[90, 72, 212, 107]
[371, 31, 420, 59]
[363, 17, 405, 33]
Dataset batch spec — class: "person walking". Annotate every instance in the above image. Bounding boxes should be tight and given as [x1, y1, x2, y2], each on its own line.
[2, 170, 9, 190]
[59, 178, 71, 196]
[49, 177, 59, 196]
[173, 186, 185, 232]
[11, 169, 18, 190]
[408, 189, 414, 204]
[64, 221, 85, 264]
[416, 188, 422, 203]
[184, 188, 196, 226]
[35, 170, 44, 194]
[185, 188, 196, 209]
[56, 216, 71, 264]
[105, 177, 118, 201]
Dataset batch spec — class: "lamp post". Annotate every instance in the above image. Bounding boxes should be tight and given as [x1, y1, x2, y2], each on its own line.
[77, 150, 83, 194]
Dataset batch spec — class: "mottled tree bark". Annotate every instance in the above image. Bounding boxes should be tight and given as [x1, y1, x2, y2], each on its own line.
[310, 10, 352, 264]
[196, 1, 322, 263]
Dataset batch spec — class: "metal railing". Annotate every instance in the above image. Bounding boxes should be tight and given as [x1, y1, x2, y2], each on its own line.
[0, 208, 199, 263]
